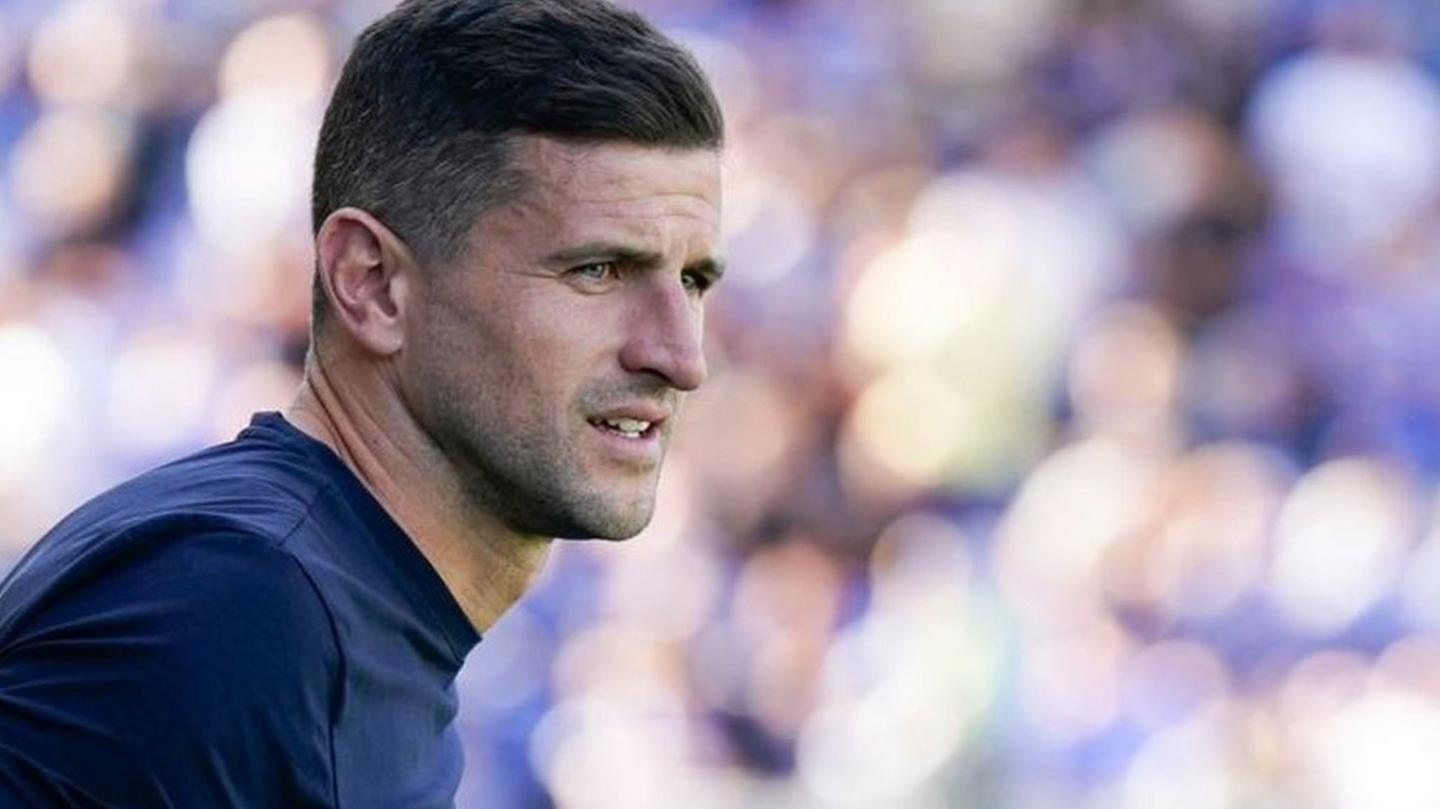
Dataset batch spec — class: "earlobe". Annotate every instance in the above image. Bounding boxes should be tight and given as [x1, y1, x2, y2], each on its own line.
[315, 207, 413, 356]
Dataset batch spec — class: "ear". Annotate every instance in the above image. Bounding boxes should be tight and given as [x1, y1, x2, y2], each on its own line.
[314, 207, 416, 356]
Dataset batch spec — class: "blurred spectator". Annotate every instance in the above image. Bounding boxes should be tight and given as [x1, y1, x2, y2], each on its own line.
[8, 0, 1440, 806]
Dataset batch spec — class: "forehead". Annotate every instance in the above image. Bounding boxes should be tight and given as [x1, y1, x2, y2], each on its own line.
[507, 137, 722, 232]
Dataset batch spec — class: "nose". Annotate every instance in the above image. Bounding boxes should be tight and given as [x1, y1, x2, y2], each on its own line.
[618, 279, 708, 392]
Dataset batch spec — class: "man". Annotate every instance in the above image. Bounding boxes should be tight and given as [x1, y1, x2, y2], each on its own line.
[0, 0, 724, 805]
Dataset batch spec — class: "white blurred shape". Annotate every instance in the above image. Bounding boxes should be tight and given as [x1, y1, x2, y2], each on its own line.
[798, 571, 998, 806]
[722, 176, 815, 288]
[626, 448, 693, 545]
[841, 367, 970, 490]
[1277, 649, 1371, 730]
[794, 517, 992, 806]
[0, 324, 76, 489]
[10, 109, 132, 234]
[680, 367, 803, 522]
[1374, 636, 1440, 699]
[1249, 52, 1440, 264]
[905, 169, 1117, 354]
[219, 13, 331, 104]
[996, 438, 1161, 612]
[105, 326, 219, 456]
[869, 511, 972, 611]
[549, 622, 682, 709]
[1399, 488, 1440, 630]
[842, 168, 1118, 376]
[1311, 690, 1440, 809]
[28, 0, 135, 107]
[839, 168, 1119, 495]
[1139, 443, 1291, 621]
[1268, 457, 1414, 634]
[843, 230, 1007, 369]
[1121, 640, 1229, 730]
[531, 618, 725, 806]
[186, 95, 318, 254]
[1018, 610, 1128, 744]
[603, 531, 721, 642]
[530, 696, 684, 809]
[798, 694, 958, 808]
[208, 359, 302, 443]
[1085, 108, 1223, 234]
[1123, 711, 1238, 809]
[679, 34, 758, 128]
[1068, 303, 1182, 438]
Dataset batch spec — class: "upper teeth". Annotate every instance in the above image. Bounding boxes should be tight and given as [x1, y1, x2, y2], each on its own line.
[604, 418, 650, 434]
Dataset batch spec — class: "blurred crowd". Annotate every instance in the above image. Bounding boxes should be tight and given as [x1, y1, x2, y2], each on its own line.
[5, 0, 1440, 806]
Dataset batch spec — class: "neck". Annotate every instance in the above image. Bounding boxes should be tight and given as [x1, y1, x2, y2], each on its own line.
[285, 348, 552, 632]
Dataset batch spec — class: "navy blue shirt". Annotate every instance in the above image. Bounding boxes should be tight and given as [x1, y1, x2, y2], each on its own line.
[0, 413, 480, 808]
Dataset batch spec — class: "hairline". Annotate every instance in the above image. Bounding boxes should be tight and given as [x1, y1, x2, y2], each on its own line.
[412, 132, 722, 265]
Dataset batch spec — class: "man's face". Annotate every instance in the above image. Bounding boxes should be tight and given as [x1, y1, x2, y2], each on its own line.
[399, 137, 723, 540]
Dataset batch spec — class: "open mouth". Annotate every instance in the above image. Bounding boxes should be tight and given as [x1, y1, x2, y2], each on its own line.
[588, 417, 658, 440]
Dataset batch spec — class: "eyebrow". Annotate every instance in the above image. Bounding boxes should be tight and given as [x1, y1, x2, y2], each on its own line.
[543, 241, 727, 282]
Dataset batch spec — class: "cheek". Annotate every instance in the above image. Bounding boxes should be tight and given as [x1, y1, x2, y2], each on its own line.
[510, 325, 595, 410]
[407, 299, 515, 407]
[416, 280, 618, 424]
[477, 306, 598, 424]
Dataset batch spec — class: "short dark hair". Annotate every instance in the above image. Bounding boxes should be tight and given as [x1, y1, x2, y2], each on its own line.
[309, 0, 724, 330]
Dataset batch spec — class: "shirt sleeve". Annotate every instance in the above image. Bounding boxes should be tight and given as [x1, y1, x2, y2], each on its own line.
[0, 527, 340, 808]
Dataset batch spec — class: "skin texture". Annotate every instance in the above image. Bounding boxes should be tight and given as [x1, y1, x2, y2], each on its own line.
[287, 136, 723, 631]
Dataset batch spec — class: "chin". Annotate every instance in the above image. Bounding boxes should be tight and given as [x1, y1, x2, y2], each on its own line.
[563, 510, 654, 541]
[549, 493, 656, 541]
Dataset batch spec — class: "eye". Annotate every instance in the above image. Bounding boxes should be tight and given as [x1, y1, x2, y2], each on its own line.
[681, 270, 713, 296]
[571, 261, 617, 281]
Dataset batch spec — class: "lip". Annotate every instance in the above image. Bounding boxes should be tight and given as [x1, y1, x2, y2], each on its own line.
[588, 403, 672, 424]
[587, 416, 665, 468]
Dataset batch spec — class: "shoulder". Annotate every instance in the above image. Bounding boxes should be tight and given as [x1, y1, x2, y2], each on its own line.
[0, 425, 343, 640]
[0, 526, 340, 807]
[3, 524, 340, 692]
